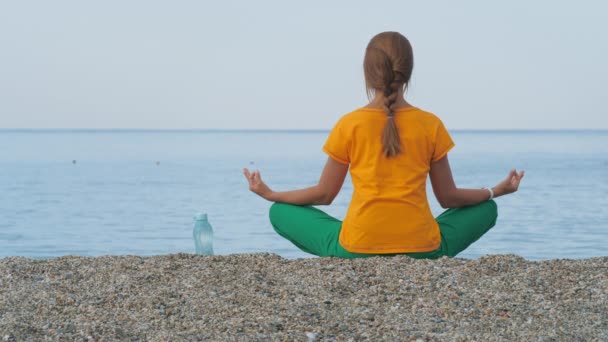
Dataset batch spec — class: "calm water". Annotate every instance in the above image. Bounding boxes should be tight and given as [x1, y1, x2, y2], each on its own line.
[1, 130, 607, 260]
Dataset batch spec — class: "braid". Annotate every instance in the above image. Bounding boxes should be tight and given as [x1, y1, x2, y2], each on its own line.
[363, 32, 414, 158]
[382, 72, 404, 117]
[381, 71, 404, 157]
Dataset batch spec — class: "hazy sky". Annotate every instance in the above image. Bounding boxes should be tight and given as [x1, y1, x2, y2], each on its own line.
[1, 1, 606, 130]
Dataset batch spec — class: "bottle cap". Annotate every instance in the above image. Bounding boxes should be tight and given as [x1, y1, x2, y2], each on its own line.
[194, 213, 208, 221]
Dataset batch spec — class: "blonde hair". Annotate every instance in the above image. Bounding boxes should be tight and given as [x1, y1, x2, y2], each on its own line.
[363, 32, 414, 158]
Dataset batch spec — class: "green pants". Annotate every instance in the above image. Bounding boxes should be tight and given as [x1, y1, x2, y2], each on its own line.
[269, 200, 497, 259]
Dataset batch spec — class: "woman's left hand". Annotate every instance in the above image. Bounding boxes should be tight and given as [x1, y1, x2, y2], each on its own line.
[243, 168, 274, 200]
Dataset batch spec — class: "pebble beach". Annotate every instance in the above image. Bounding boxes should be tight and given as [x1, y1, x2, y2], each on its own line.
[1, 253, 606, 341]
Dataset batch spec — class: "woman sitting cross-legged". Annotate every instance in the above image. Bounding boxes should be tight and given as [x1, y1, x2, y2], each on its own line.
[243, 31, 524, 259]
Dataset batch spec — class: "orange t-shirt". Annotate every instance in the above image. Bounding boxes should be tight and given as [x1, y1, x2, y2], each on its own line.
[322, 106, 455, 254]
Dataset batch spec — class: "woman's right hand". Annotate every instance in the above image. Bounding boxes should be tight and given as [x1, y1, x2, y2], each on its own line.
[493, 169, 525, 197]
[243, 168, 274, 201]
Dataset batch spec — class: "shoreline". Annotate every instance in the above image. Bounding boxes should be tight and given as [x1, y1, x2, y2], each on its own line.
[1, 253, 606, 340]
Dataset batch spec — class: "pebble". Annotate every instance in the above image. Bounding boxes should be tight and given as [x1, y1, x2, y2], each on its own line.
[0, 253, 606, 340]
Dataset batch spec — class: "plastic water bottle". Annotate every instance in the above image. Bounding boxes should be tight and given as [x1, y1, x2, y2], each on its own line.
[193, 213, 214, 255]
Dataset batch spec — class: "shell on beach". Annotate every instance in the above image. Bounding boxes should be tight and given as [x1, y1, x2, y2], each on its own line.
[0, 253, 606, 341]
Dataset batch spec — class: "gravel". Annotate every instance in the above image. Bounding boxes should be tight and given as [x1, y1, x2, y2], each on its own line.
[1, 253, 606, 341]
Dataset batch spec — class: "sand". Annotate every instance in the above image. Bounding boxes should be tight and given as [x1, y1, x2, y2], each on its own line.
[1, 253, 606, 341]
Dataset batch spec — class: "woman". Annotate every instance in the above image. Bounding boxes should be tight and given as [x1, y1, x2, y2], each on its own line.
[243, 31, 524, 259]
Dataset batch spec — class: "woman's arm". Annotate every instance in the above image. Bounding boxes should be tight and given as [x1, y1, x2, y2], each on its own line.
[429, 155, 524, 208]
[243, 157, 349, 205]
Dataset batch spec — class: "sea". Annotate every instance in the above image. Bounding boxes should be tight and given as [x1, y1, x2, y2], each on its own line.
[1, 129, 606, 260]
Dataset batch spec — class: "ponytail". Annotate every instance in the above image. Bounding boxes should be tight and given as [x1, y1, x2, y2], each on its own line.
[363, 32, 413, 159]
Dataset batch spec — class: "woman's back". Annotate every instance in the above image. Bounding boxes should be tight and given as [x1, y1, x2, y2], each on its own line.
[323, 106, 454, 253]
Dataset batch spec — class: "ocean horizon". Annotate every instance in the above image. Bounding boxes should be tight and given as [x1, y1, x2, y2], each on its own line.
[2, 128, 608, 133]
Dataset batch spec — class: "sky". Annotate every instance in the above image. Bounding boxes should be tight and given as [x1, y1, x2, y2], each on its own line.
[0, 0, 607, 130]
